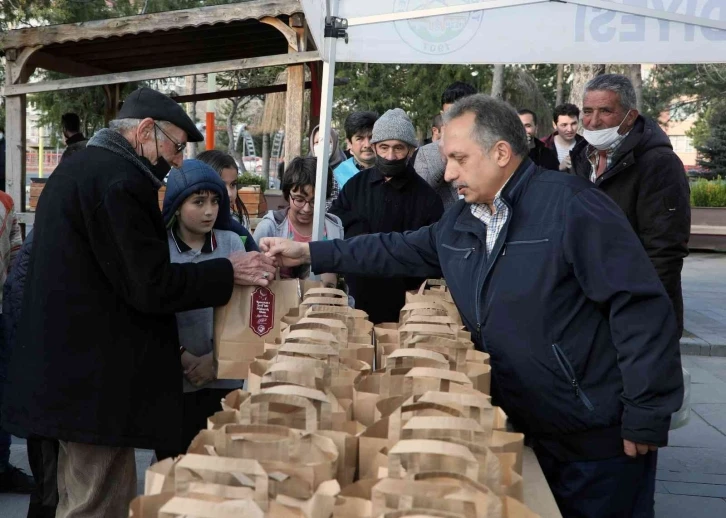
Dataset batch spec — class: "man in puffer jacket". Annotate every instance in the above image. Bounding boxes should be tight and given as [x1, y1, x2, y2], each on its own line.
[4, 231, 59, 518]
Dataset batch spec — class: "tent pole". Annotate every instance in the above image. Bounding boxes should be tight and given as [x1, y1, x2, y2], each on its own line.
[311, 8, 342, 243]
[311, 42, 337, 242]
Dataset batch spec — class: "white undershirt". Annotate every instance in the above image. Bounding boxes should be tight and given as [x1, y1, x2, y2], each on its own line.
[554, 138, 576, 163]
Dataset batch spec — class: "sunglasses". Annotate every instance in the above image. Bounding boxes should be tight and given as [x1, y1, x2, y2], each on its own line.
[154, 123, 186, 154]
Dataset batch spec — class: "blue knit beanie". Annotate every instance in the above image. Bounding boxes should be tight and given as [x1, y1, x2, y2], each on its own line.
[161, 159, 233, 231]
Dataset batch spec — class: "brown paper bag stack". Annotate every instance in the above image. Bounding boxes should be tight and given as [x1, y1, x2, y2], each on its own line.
[132, 279, 545, 518]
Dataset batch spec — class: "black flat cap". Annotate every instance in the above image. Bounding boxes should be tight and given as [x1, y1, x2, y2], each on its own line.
[117, 87, 204, 142]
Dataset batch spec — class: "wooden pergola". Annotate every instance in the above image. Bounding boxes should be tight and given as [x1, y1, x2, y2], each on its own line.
[1, 0, 321, 225]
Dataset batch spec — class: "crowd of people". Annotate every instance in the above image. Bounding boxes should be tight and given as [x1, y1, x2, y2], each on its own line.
[0, 72, 690, 518]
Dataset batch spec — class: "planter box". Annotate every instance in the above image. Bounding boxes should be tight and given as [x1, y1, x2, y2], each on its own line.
[691, 207, 726, 226]
[690, 207, 726, 251]
[238, 186, 267, 218]
[28, 177, 48, 212]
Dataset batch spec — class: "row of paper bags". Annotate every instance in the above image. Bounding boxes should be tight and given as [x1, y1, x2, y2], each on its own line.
[129, 280, 542, 517]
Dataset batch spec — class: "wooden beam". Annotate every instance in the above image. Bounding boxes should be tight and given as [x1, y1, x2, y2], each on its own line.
[29, 51, 108, 77]
[0, 0, 302, 50]
[7, 46, 40, 84]
[284, 20, 307, 164]
[171, 81, 313, 103]
[5, 94, 27, 214]
[2, 51, 321, 96]
[260, 16, 299, 51]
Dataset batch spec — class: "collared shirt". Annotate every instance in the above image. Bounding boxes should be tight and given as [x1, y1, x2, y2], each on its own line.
[170, 226, 217, 254]
[470, 178, 511, 256]
[588, 131, 631, 183]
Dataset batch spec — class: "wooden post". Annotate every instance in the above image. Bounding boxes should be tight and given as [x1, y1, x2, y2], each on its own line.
[5, 95, 27, 213]
[284, 14, 306, 164]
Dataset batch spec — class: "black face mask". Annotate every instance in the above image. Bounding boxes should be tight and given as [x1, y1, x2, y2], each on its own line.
[151, 157, 171, 181]
[375, 155, 408, 178]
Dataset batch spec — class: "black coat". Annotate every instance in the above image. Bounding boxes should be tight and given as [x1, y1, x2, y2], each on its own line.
[329, 165, 444, 323]
[571, 116, 690, 336]
[528, 138, 560, 170]
[1, 146, 234, 450]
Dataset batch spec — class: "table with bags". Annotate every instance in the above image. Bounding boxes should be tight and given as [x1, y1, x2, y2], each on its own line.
[130, 279, 563, 518]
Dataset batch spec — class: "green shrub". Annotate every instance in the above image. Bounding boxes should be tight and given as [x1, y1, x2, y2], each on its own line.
[237, 172, 267, 193]
[691, 178, 726, 207]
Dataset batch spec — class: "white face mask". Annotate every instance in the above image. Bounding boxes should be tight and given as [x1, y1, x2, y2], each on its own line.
[583, 111, 631, 150]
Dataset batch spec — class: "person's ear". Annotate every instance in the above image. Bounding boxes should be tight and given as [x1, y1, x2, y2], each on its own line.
[493, 141, 513, 168]
[553, 121, 558, 131]
[137, 118, 155, 140]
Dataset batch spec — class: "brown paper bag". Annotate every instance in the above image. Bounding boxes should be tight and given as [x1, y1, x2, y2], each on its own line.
[371, 476, 504, 518]
[332, 479, 378, 518]
[188, 424, 339, 496]
[158, 495, 265, 518]
[215, 278, 313, 379]
[173, 454, 269, 510]
[406, 280, 462, 325]
[387, 439, 501, 493]
[144, 458, 177, 495]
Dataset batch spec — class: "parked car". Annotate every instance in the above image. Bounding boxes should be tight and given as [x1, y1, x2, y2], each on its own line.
[687, 168, 719, 181]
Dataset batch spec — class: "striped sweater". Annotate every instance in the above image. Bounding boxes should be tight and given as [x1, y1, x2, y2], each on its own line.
[0, 191, 22, 312]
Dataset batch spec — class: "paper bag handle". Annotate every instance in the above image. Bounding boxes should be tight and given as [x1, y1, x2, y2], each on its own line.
[387, 439, 479, 481]
[417, 279, 448, 295]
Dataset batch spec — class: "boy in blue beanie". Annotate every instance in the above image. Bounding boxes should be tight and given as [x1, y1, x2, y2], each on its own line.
[158, 159, 245, 459]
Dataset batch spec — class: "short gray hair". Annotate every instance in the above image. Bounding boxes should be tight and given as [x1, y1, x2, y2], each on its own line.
[108, 118, 172, 142]
[443, 94, 529, 157]
[584, 74, 637, 112]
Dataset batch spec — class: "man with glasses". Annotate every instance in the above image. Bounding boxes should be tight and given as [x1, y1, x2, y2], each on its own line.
[1, 88, 277, 518]
[330, 108, 443, 323]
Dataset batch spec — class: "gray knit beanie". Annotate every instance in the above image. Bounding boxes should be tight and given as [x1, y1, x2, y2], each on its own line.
[371, 108, 418, 148]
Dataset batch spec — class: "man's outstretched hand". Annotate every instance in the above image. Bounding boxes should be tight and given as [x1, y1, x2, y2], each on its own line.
[260, 238, 311, 267]
[623, 439, 658, 458]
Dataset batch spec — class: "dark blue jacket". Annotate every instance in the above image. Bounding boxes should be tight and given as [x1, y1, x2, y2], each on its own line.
[311, 159, 683, 461]
[3, 230, 33, 353]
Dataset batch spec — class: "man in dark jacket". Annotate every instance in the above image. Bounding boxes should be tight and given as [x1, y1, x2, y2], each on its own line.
[518, 109, 560, 170]
[571, 74, 691, 336]
[330, 108, 444, 323]
[59, 113, 88, 162]
[261, 94, 683, 518]
[414, 81, 478, 209]
[541, 103, 586, 173]
[1, 88, 277, 518]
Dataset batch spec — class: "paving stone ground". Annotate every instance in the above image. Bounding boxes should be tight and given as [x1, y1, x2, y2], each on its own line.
[2, 253, 726, 517]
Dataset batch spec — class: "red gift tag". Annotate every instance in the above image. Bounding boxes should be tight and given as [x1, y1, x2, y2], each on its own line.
[249, 286, 275, 337]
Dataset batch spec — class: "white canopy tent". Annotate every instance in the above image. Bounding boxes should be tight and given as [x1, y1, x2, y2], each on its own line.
[302, 0, 726, 239]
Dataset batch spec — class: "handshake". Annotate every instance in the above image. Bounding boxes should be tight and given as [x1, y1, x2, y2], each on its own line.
[228, 238, 311, 287]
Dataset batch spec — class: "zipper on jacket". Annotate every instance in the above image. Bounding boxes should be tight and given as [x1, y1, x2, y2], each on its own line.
[441, 244, 475, 259]
[505, 238, 550, 246]
[551, 343, 595, 411]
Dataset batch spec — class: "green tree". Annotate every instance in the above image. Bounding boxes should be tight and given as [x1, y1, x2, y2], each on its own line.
[697, 110, 726, 176]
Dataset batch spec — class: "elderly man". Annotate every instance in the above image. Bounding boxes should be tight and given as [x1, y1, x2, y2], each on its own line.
[330, 108, 443, 323]
[571, 74, 691, 337]
[262, 94, 683, 518]
[1, 88, 276, 518]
